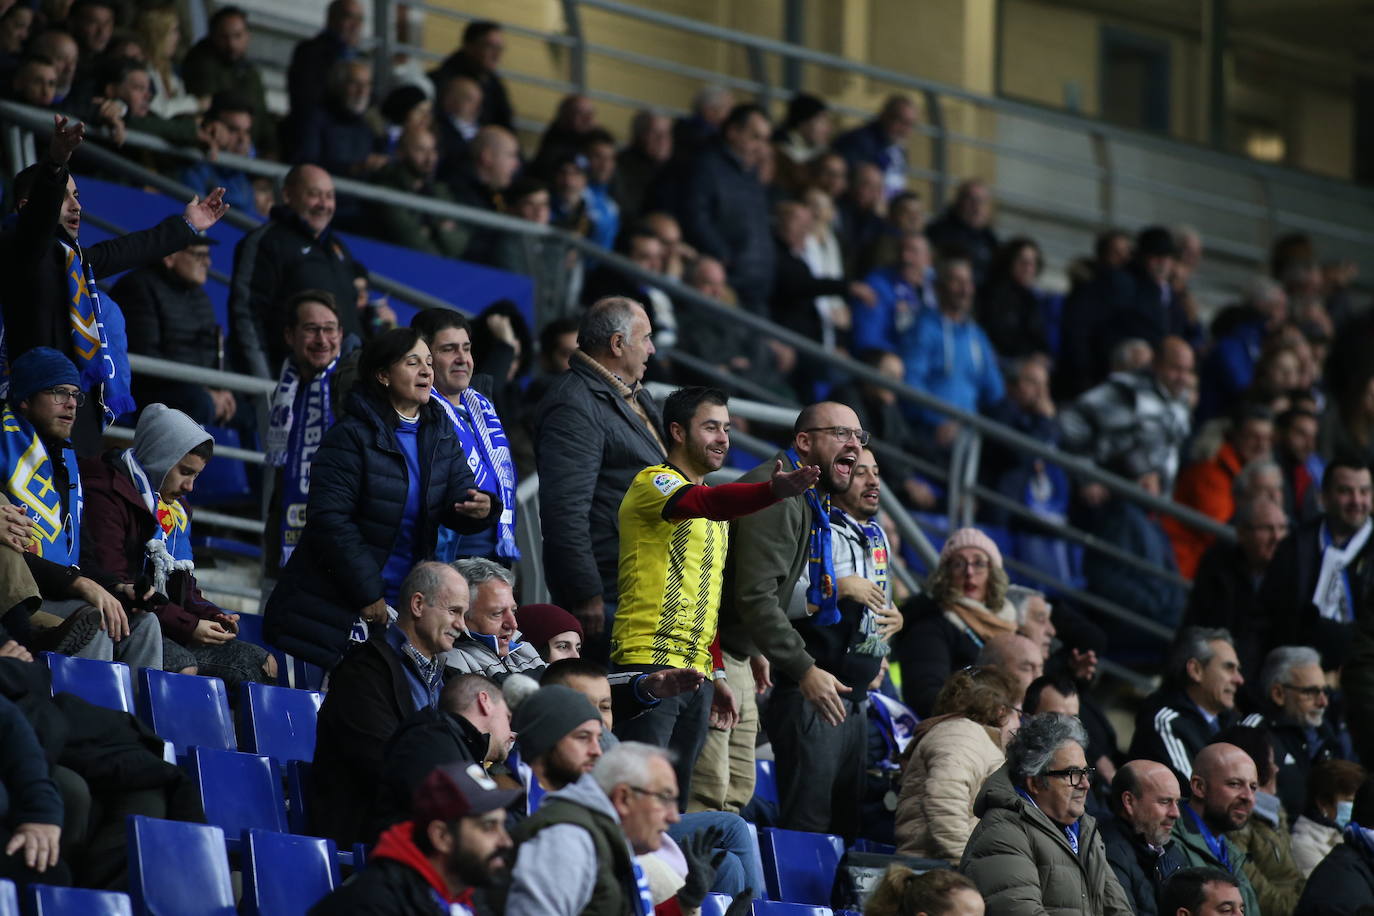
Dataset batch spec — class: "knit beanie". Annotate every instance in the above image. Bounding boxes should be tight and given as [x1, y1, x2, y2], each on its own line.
[133, 404, 213, 494]
[7, 347, 80, 407]
[511, 685, 601, 762]
[515, 603, 584, 660]
[939, 527, 1003, 570]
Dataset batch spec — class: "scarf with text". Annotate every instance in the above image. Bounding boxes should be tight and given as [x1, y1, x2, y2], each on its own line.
[59, 240, 135, 424]
[834, 506, 891, 656]
[434, 389, 519, 560]
[265, 356, 336, 566]
[787, 447, 839, 625]
[0, 404, 80, 564]
[120, 448, 194, 593]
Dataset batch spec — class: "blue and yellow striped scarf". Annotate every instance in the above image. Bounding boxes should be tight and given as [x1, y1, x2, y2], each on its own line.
[0, 404, 80, 564]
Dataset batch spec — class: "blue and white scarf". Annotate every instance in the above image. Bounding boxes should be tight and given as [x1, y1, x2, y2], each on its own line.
[434, 389, 519, 561]
[787, 447, 839, 626]
[0, 404, 81, 564]
[121, 448, 194, 593]
[265, 357, 337, 566]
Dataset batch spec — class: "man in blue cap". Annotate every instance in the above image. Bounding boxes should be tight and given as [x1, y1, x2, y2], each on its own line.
[0, 346, 161, 668]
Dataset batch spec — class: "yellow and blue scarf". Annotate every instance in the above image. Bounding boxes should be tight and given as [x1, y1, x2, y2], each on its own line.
[786, 447, 839, 626]
[59, 240, 136, 424]
[0, 404, 80, 564]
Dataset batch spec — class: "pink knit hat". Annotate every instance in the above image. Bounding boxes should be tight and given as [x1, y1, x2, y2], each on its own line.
[939, 527, 1003, 570]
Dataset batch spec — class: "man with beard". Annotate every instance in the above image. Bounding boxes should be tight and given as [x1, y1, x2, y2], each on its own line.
[310, 762, 519, 916]
[1171, 743, 1261, 916]
[511, 684, 605, 799]
[369, 673, 515, 840]
[830, 447, 904, 656]
[611, 386, 817, 802]
[717, 401, 875, 835]
[1102, 760, 1185, 916]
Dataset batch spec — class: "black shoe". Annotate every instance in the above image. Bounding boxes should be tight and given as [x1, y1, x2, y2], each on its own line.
[28, 605, 104, 655]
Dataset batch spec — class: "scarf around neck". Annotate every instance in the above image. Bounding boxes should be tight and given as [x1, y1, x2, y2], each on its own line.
[0, 404, 80, 564]
[787, 447, 839, 626]
[1314, 518, 1372, 622]
[433, 389, 519, 560]
[265, 356, 337, 566]
[121, 447, 194, 593]
[59, 239, 135, 424]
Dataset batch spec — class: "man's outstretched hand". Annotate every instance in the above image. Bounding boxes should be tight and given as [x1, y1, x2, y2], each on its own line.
[642, 667, 705, 699]
[184, 187, 229, 231]
[48, 115, 84, 165]
[770, 459, 820, 498]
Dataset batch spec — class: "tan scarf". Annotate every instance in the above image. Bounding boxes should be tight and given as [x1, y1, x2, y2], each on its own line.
[572, 349, 666, 455]
[943, 595, 1017, 643]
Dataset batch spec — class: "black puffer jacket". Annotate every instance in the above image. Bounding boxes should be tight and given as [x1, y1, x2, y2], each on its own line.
[1100, 813, 1181, 916]
[534, 353, 664, 607]
[678, 139, 775, 311]
[264, 389, 499, 668]
[1295, 838, 1374, 915]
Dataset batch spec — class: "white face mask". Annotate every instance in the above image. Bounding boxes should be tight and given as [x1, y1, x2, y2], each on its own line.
[1337, 800, 1355, 829]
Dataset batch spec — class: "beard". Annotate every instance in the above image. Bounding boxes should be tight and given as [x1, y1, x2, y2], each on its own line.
[451, 843, 513, 889]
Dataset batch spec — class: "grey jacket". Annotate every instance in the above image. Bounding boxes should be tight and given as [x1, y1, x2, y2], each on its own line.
[534, 353, 665, 606]
[960, 765, 1134, 916]
[718, 452, 816, 683]
[441, 632, 545, 681]
[506, 774, 626, 916]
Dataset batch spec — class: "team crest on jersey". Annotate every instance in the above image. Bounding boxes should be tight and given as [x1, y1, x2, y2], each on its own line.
[651, 472, 679, 495]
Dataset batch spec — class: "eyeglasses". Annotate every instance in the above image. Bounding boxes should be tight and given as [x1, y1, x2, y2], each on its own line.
[297, 323, 342, 338]
[803, 426, 871, 445]
[947, 557, 989, 573]
[627, 785, 679, 807]
[1282, 684, 1331, 699]
[1044, 767, 1096, 788]
[41, 387, 84, 407]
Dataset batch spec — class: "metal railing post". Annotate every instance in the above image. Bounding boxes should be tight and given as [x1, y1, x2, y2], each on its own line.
[561, 0, 588, 94]
[746, 46, 773, 111]
[373, 0, 396, 91]
[923, 90, 948, 209]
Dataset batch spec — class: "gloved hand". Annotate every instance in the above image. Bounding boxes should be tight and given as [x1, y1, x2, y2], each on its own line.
[723, 887, 754, 916]
[675, 825, 727, 911]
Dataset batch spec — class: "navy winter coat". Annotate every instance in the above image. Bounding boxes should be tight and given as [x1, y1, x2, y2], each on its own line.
[678, 140, 775, 312]
[264, 389, 499, 668]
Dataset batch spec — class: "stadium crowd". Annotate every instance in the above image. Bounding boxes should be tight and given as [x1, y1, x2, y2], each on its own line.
[0, 1, 1371, 915]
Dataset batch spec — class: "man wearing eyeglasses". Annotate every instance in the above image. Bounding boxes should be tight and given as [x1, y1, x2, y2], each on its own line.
[718, 401, 878, 836]
[1258, 645, 1347, 820]
[0, 347, 161, 669]
[962, 712, 1133, 915]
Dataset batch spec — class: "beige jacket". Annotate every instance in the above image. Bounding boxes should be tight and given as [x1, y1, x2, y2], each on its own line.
[895, 715, 1005, 861]
[1291, 814, 1342, 877]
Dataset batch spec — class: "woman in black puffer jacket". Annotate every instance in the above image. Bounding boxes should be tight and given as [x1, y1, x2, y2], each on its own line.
[265, 328, 500, 669]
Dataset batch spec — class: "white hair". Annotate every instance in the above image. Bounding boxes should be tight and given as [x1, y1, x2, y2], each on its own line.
[1259, 646, 1322, 694]
[1006, 585, 1047, 625]
[593, 742, 675, 795]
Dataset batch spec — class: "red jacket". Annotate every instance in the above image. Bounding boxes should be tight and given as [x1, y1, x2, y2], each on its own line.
[77, 450, 221, 643]
[1162, 440, 1244, 580]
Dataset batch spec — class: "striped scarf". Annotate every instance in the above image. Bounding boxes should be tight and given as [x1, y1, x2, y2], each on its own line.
[786, 447, 839, 626]
[58, 240, 135, 425]
[434, 389, 519, 560]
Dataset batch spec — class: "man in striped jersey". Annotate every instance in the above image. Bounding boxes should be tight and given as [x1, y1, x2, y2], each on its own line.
[610, 386, 816, 804]
[1128, 627, 1259, 783]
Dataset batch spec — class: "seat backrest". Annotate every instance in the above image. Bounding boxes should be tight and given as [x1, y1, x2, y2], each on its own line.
[286, 759, 312, 836]
[754, 759, 779, 805]
[126, 816, 235, 916]
[0, 879, 14, 916]
[188, 746, 288, 837]
[193, 423, 252, 505]
[136, 668, 235, 758]
[241, 828, 341, 916]
[240, 681, 322, 764]
[43, 653, 134, 713]
[27, 884, 133, 916]
[752, 902, 834, 915]
[758, 828, 846, 905]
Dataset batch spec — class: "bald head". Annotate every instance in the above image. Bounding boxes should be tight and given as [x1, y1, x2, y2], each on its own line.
[472, 126, 520, 190]
[978, 633, 1043, 702]
[1114, 760, 1181, 846]
[282, 164, 336, 236]
[1153, 335, 1194, 400]
[1190, 743, 1257, 833]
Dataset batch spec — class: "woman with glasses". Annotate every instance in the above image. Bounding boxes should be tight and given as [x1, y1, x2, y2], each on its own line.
[895, 665, 1020, 862]
[893, 527, 1017, 717]
[962, 712, 1133, 916]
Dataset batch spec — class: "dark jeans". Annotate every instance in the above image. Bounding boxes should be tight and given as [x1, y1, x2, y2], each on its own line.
[612, 662, 713, 811]
[763, 682, 867, 838]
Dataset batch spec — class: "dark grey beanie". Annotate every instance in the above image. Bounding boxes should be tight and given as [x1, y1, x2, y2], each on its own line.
[512, 684, 601, 762]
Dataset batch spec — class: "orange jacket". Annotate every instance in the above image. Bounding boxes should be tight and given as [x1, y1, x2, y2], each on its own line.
[1162, 440, 1243, 579]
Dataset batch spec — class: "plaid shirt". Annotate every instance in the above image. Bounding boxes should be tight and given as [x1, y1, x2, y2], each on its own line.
[1058, 370, 1191, 489]
[385, 626, 443, 709]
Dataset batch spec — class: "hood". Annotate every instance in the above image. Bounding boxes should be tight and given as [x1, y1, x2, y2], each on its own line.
[132, 403, 213, 494]
[371, 820, 474, 906]
[545, 772, 620, 823]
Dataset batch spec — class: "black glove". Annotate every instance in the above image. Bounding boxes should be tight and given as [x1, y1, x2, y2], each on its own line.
[675, 825, 727, 911]
[723, 888, 754, 916]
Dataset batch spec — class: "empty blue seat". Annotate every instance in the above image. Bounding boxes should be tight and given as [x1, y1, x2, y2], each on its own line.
[753, 902, 833, 915]
[849, 838, 896, 855]
[42, 654, 134, 713]
[194, 424, 252, 506]
[241, 828, 341, 916]
[754, 759, 779, 806]
[286, 759, 312, 836]
[127, 816, 235, 916]
[289, 658, 326, 691]
[136, 668, 234, 759]
[27, 884, 132, 915]
[758, 828, 845, 904]
[239, 681, 321, 764]
[187, 746, 287, 849]
[0, 879, 14, 916]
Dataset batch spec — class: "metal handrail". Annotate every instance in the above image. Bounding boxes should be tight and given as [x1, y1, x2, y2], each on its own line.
[0, 101, 1233, 542]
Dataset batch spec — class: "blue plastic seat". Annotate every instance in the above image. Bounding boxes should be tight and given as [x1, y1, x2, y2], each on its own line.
[757, 828, 845, 904]
[754, 759, 779, 806]
[127, 815, 235, 916]
[0, 879, 14, 916]
[42, 653, 134, 713]
[289, 658, 326, 691]
[239, 681, 321, 764]
[27, 884, 132, 915]
[136, 668, 234, 759]
[193, 424, 252, 506]
[187, 746, 287, 851]
[752, 902, 833, 915]
[286, 759, 312, 836]
[241, 828, 341, 916]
